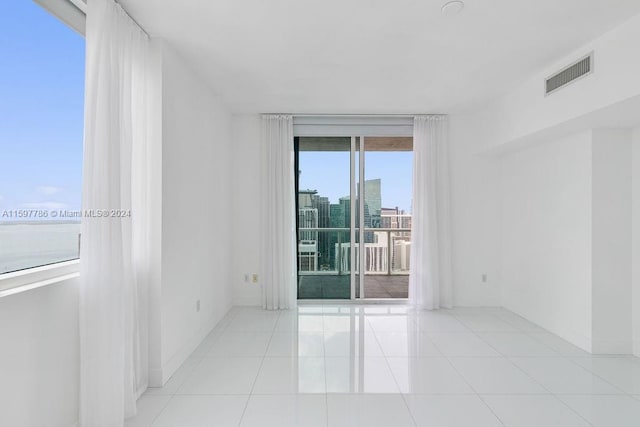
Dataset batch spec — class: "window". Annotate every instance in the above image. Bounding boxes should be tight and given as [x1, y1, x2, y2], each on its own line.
[0, 1, 85, 276]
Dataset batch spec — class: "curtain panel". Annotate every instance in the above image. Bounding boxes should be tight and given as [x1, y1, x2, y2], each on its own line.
[260, 115, 297, 310]
[409, 115, 453, 309]
[80, 0, 152, 425]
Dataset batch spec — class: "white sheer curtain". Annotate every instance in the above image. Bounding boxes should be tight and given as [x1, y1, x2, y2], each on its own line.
[80, 0, 152, 425]
[409, 115, 453, 309]
[260, 115, 297, 310]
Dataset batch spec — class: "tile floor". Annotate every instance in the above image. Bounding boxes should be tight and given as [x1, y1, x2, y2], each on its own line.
[127, 305, 640, 427]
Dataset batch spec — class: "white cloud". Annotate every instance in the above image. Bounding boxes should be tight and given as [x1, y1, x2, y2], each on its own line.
[21, 201, 68, 210]
[36, 186, 62, 196]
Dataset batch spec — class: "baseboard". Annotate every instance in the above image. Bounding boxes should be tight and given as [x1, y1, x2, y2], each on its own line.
[591, 340, 633, 354]
[591, 337, 634, 355]
[502, 304, 593, 353]
[558, 329, 593, 353]
[149, 367, 164, 388]
[233, 296, 261, 306]
[152, 302, 233, 387]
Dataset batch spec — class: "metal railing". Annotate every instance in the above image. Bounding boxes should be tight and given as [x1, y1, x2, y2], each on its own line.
[297, 227, 411, 276]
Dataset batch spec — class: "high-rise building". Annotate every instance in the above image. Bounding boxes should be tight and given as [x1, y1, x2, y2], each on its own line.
[298, 207, 319, 271]
[339, 196, 350, 228]
[298, 189, 316, 209]
[329, 203, 346, 270]
[312, 196, 330, 269]
[329, 203, 345, 228]
[363, 178, 381, 229]
[296, 178, 383, 268]
[313, 196, 330, 228]
[381, 206, 411, 233]
[381, 207, 398, 228]
[298, 207, 318, 241]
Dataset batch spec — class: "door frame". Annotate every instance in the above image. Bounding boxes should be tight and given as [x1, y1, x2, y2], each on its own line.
[296, 135, 411, 303]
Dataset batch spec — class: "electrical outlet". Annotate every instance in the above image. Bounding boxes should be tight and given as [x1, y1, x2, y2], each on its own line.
[252, 273, 258, 283]
[196, 300, 200, 312]
[481, 273, 487, 283]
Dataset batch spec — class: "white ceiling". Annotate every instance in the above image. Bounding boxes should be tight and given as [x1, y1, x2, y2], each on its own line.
[121, 0, 640, 114]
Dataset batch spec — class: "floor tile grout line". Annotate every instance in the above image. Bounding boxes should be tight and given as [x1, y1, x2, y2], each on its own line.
[143, 393, 174, 427]
[523, 330, 588, 358]
[171, 309, 238, 397]
[367, 320, 419, 426]
[370, 330, 413, 423]
[564, 356, 632, 396]
[495, 309, 599, 359]
[145, 309, 242, 425]
[444, 310, 562, 426]
[470, 322, 563, 359]
[439, 351, 507, 427]
[236, 308, 281, 427]
[473, 394, 508, 427]
[549, 393, 597, 427]
[322, 309, 330, 427]
[450, 308, 601, 426]
[504, 354, 630, 396]
[498, 354, 598, 426]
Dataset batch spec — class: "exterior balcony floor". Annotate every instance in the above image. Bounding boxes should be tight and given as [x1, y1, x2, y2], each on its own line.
[298, 274, 409, 299]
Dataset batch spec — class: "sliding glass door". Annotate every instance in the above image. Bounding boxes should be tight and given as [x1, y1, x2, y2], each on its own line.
[362, 137, 413, 298]
[296, 137, 352, 299]
[296, 136, 412, 300]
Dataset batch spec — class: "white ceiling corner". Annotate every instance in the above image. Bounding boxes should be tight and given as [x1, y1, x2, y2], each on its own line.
[119, 0, 640, 114]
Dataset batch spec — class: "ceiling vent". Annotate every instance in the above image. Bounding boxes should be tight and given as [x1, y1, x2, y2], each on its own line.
[545, 53, 593, 96]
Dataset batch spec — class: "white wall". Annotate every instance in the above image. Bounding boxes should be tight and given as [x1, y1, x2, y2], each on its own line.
[449, 115, 502, 306]
[0, 278, 79, 427]
[499, 128, 634, 353]
[230, 115, 263, 306]
[633, 127, 640, 357]
[471, 13, 640, 151]
[459, 11, 640, 352]
[591, 129, 632, 353]
[157, 42, 234, 382]
[500, 131, 593, 350]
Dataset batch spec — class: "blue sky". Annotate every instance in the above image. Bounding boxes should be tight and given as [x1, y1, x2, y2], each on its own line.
[299, 151, 413, 212]
[0, 1, 85, 214]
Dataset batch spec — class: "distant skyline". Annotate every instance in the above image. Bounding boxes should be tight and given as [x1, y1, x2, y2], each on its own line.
[298, 151, 413, 213]
[0, 2, 84, 214]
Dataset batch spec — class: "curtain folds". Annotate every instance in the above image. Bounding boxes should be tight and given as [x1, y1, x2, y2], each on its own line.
[260, 115, 297, 310]
[409, 115, 453, 310]
[80, 0, 152, 425]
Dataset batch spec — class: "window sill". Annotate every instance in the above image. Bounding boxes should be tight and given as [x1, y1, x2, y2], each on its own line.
[0, 260, 80, 299]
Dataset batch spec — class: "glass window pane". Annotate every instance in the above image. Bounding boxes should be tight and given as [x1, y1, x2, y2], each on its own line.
[0, 2, 85, 274]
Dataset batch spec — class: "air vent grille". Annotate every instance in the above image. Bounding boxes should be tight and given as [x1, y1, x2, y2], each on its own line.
[545, 54, 593, 95]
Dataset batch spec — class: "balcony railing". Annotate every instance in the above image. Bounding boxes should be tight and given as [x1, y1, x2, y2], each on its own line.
[297, 227, 411, 276]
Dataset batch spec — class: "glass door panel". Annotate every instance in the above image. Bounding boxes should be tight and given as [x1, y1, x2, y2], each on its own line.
[297, 137, 352, 299]
[361, 137, 413, 299]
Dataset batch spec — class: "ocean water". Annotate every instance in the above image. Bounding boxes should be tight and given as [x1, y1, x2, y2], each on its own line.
[0, 222, 81, 274]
